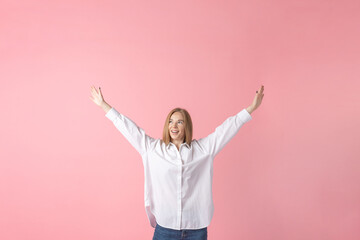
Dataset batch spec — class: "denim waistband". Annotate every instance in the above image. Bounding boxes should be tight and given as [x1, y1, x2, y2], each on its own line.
[156, 223, 207, 232]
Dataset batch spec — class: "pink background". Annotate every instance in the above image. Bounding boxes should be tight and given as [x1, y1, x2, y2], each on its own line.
[1, 0, 359, 239]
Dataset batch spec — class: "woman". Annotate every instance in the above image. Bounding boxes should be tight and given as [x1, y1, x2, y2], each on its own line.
[90, 85, 264, 240]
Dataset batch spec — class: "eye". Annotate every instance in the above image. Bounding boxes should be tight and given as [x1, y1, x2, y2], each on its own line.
[178, 121, 183, 124]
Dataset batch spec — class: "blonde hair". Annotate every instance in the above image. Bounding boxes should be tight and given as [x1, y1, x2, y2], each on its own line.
[162, 108, 193, 146]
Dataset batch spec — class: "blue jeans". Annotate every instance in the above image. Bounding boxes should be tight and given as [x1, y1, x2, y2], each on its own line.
[152, 223, 207, 240]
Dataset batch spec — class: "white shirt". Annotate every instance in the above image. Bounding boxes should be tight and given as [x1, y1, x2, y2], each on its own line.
[105, 107, 252, 230]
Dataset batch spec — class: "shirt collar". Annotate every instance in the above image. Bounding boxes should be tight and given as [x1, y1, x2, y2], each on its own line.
[167, 142, 191, 149]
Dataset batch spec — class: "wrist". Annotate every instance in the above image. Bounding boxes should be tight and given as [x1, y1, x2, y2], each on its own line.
[100, 101, 112, 113]
[246, 106, 255, 114]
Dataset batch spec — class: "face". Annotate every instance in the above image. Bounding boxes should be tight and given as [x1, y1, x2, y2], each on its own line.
[169, 112, 185, 142]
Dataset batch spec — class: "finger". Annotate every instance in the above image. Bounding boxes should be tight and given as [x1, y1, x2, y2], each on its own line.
[91, 89, 101, 100]
[92, 87, 99, 95]
[99, 87, 103, 96]
[91, 88, 98, 96]
[260, 85, 264, 94]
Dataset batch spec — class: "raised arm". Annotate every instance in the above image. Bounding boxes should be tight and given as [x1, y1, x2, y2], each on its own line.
[197, 108, 252, 156]
[90, 86, 156, 156]
[197, 85, 264, 156]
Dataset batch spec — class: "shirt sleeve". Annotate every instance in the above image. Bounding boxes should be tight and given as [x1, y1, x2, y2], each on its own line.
[105, 107, 156, 156]
[197, 109, 252, 156]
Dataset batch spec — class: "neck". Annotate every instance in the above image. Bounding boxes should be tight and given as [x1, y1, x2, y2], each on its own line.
[171, 139, 184, 150]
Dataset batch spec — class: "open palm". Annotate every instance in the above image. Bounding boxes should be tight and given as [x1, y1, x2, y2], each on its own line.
[89, 86, 104, 106]
[250, 85, 264, 111]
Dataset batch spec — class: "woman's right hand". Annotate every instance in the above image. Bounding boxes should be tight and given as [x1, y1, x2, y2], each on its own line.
[90, 86, 112, 113]
[90, 86, 105, 106]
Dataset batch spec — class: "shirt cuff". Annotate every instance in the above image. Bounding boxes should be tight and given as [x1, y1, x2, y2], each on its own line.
[238, 109, 252, 123]
[105, 107, 120, 122]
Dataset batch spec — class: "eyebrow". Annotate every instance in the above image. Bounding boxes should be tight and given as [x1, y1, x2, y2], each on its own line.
[170, 119, 184, 121]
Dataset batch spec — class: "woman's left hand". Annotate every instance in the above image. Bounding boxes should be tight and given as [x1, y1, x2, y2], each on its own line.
[248, 85, 264, 113]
